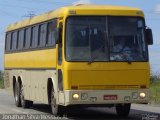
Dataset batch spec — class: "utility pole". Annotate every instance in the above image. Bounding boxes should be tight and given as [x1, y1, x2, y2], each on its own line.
[23, 11, 35, 18]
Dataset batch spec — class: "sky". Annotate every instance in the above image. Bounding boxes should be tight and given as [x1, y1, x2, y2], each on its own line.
[0, 0, 160, 75]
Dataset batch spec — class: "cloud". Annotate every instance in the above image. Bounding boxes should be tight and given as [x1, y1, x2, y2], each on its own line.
[72, 0, 91, 6]
[154, 4, 160, 13]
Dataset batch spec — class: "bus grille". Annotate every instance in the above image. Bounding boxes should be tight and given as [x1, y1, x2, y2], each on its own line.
[77, 85, 140, 90]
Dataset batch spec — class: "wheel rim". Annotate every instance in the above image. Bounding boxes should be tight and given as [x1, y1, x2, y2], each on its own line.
[20, 85, 25, 105]
[51, 89, 57, 113]
[15, 86, 18, 101]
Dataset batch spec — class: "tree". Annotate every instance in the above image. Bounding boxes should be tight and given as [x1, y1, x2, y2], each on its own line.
[0, 70, 3, 81]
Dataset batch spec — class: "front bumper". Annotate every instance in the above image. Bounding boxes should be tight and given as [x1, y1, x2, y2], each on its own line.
[61, 89, 150, 106]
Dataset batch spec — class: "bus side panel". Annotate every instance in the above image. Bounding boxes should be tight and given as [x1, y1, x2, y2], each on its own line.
[4, 48, 58, 104]
[4, 70, 13, 96]
[4, 49, 56, 69]
[26, 69, 57, 104]
[4, 69, 57, 104]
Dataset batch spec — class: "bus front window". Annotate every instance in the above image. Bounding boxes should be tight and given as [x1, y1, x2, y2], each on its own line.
[66, 16, 148, 62]
[66, 17, 108, 61]
[109, 17, 148, 61]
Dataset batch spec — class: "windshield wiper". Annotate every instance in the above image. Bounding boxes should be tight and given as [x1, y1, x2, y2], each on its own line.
[88, 41, 107, 65]
[88, 56, 94, 65]
[123, 57, 132, 64]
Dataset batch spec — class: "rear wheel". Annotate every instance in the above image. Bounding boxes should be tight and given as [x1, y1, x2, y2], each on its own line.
[116, 103, 131, 117]
[51, 87, 64, 116]
[14, 82, 21, 107]
[20, 84, 33, 108]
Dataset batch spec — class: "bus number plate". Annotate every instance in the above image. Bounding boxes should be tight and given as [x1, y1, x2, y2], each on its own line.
[104, 95, 117, 100]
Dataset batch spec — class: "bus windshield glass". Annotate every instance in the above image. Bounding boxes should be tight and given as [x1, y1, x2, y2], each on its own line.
[66, 16, 148, 62]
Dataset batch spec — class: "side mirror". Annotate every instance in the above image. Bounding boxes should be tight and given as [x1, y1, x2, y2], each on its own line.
[145, 28, 153, 45]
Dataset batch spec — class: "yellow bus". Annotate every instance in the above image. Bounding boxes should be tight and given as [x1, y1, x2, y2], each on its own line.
[4, 4, 153, 117]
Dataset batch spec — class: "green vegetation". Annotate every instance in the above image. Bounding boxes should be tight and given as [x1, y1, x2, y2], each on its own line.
[150, 74, 160, 104]
[0, 71, 4, 89]
[0, 80, 4, 89]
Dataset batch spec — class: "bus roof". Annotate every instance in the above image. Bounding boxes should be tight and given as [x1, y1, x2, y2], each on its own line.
[6, 4, 144, 32]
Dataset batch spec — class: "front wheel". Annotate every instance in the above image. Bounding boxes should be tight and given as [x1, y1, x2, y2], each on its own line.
[51, 87, 64, 116]
[116, 103, 131, 117]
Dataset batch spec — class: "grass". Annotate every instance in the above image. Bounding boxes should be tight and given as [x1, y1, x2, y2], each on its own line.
[0, 79, 4, 89]
[150, 75, 160, 104]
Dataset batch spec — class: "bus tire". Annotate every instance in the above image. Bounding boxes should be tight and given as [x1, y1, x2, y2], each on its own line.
[20, 84, 33, 108]
[14, 82, 21, 107]
[51, 87, 64, 116]
[116, 103, 131, 117]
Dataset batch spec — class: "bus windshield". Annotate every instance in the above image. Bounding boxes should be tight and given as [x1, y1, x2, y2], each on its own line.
[66, 16, 148, 62]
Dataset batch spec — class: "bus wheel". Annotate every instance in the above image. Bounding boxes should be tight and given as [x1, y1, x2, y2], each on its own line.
[14, 82, 21, 107]
[51, 87, 64, 116]
[20, 84, 33, 108]
[116, 103, 131, 117]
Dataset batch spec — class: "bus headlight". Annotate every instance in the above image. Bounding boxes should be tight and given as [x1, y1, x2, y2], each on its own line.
[72, 93, 79, 100]
[139, 92, 146, 99]
[81, 93, 88, 100]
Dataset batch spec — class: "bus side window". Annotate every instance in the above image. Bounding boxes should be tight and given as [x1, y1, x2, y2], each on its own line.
[5, 33, 12, 52]
[46, 20, 57, 47]
[25, 28, 31, 49]
[31, 25, 39, 48]
[39, 23, 47, 47]
[18, 29, 25, 50]
[12, 31, 18, 51]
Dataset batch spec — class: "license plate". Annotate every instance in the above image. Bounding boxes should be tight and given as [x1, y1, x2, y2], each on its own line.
[104, 95, 117, 100]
